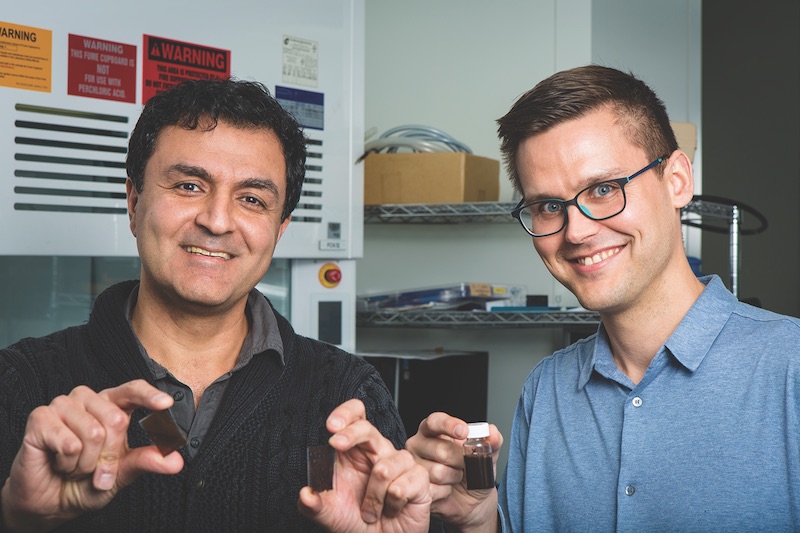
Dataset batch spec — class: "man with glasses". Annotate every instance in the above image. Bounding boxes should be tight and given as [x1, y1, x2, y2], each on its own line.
[407, 65, 800, 531]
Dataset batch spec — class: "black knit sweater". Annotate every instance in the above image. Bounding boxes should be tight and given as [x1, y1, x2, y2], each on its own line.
[0, 281, 406, 532]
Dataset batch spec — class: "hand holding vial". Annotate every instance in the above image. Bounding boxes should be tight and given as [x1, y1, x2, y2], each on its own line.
[406, 413, 503, 533]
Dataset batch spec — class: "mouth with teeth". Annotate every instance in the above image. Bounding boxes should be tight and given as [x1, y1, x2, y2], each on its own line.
[184, 246, 231, 260]
[575, 246, 621, 266]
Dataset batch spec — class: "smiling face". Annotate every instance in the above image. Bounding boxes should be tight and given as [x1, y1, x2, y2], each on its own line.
[517, 106, 693, 316]
[127, 121, 290, 315]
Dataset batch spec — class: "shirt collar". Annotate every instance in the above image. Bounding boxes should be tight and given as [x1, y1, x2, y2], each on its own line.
[239, 288, 285, 367]
[663, 275, 736, 372]
[578, 325, 617, 389]
[125, 284, 285, 376]
[578, 275, 736, 388]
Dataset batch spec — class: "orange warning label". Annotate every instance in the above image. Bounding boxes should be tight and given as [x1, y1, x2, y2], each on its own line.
[0, 21, 52, 92]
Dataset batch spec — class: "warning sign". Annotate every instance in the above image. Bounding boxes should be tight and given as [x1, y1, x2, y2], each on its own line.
[0, 21, 52, 92]
[67, 34, 136, 103]
[142, 35, 230, 103]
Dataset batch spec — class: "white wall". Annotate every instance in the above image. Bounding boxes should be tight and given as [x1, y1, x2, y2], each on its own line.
[366, 0, 561, 203]
[591, 0, 704, 258]
[361, 0, 701, 474]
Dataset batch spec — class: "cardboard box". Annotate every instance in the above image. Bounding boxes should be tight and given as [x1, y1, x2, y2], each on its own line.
[671, 121, 697, 163]
[364, 152, 500, 204]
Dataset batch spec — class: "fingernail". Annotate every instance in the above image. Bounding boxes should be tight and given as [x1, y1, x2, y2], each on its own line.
[329, 433, 347, 447]
[97, 472, 115, 491]
[328, 416, 344, 430]
[454, 425, 468, 439]
[361, 508, 377, 523]
[151, 392, 170, 405]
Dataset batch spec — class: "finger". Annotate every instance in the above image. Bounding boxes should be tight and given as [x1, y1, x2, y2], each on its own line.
[358, 456, 391, 523]
[328, 418, 396, 458]
[426, 455, 465, 487]
[326, 398, 367, 434]
[50, 388, 119, 479]
[98, 379, 173, 414]
[80, 394, 134, 491]
[115, 445, 184, 487]
[406, 422, 466, 472]
[428, 478, 458, 504]
[362, 449, 426, 521]
[296, 486, 323, 519]
[488, 424, 504, 454]
[24, 404, 87, 476]
[382, 461, 431, 518]
[416, 412, 469, 440]
[90, 381, 175, 491]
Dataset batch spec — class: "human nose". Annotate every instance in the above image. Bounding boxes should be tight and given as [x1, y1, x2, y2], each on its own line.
[562, 203, 600, 243]
[195, 193, 235, 235]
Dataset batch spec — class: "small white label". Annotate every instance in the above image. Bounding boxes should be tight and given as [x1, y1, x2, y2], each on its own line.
[282, 35, 318, 87]
[319, 239, 347, 251]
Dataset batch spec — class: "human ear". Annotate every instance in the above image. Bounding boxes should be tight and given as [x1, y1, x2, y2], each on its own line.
[126, 179, 138, 237]
[665, 150, 695, 209]
[276, 215, 291, 241]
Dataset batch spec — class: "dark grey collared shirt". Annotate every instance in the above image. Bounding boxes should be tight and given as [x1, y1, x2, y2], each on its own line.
[126, 285, 284, 460]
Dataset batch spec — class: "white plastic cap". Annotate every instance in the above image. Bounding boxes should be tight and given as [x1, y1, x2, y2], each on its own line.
[467, 422, 490, 439]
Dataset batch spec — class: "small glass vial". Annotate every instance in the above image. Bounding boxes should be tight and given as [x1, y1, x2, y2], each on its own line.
[463, 422, 494, 490]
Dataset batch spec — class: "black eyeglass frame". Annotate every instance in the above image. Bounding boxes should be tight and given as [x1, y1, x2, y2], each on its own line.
[510, 156, 667, 237]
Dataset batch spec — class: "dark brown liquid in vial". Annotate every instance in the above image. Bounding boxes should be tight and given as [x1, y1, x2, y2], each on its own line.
[464, 454, 494, 490]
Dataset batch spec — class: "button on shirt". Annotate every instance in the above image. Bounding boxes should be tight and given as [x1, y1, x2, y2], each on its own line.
[126, 286, 284, 460]
[498, 275, 800, 532]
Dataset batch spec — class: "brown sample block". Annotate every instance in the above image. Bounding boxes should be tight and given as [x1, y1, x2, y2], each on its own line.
[139, 410, 187, 456]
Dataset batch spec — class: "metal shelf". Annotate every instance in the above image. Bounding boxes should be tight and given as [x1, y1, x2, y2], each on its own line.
[364, 202, 516, 224]
[681, 198, 740, 296]
[683, 198, 737, 221]
[365, 198, 735, 225]
[356, 309, 600, 329]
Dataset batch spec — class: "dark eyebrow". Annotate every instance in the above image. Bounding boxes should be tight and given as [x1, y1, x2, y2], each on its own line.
[240, 178, 281, 198]
[525, 169, 624, 204]
[167, 163, 211, 180]
[166, 164, 281, 198]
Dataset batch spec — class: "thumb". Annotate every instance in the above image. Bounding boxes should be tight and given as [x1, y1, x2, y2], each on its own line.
[297, 486, 325, 520]
[113, 446, 184, 490]
[92, 450, 123, 491]
[298, 486, 347, 530]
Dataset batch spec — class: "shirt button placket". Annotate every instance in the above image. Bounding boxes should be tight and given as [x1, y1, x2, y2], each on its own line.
[625, 396, 643, 496]
[618, 392, 645, 527]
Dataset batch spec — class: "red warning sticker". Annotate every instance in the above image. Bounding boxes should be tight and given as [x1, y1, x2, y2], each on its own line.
[142, 34, 230, 103]
[68, 34, 136, 103]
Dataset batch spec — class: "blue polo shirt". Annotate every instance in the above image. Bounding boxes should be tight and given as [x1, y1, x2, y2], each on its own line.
[498, 275, 800, 532]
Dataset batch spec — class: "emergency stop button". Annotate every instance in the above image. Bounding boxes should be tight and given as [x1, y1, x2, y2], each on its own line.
[319, 263, 342, 288]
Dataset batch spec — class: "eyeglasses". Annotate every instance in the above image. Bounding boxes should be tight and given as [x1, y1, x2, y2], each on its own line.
[511, 156, 666, 237]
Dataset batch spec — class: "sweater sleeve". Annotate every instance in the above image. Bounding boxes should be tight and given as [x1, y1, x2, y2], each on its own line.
[0, 344, 47, 533]
[0, 345, 42, 485]
[352, 366, 407, 450]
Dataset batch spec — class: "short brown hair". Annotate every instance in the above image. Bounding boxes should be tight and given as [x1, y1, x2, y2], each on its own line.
[497, 65, 678, 193]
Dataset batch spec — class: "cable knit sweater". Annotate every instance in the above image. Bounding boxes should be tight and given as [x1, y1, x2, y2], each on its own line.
[0, 280, 406, 532]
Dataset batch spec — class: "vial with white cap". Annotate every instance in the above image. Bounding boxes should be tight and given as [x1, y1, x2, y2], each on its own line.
[463, 422, 494, 490]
